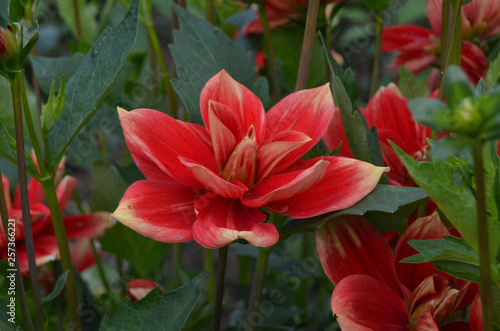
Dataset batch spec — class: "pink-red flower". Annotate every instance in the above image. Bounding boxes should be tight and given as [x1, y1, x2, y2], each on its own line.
[0, 171, 113, 273]
[126, 279, 164, 303]
[113, 70, 386, 249]
[315, 214, 478, 329]
[382, 0, 491, 89]
[324, 84, 433, 187]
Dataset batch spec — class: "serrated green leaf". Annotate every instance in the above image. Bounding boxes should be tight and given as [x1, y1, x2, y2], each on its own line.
[433, 261, 480, 282]
[393, 142, 500, 255]
[42, 270, 69, 303]
[408, 97, 451, 131]
[402, 237, 479, 265]
[41, 77, 66, 137]
[98, 223, 170, 277]
[280, 184, 427, 234]
[169, 5, 269, 124]
[47, 0, 139, 170]
[99, 272, 209, 331]
[398, 66, 429, 99]
[30, 53, 85, 94]
[487, 51, 500, 88]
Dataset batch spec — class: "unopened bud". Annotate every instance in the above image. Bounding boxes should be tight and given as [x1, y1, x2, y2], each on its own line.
[452, 98, 482, 137]
[0, 25, 17, 62]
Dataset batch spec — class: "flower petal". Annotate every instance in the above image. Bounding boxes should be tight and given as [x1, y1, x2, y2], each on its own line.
[470, 293, 482, 331]
[207, 101, 239, 170]
[56, 176, 77, 212]
[394, 212, 450, 292]
[1, 175, 11, 212]
[200, 70, 266, 143]
[61, 212, 113, 239]
[243, 159, 328, 208]
[265, 156, 387, 218]
[261, 85, 334, 176]
[316, 216, 409, 299]
[382, 25, 434, 52]
[12, 234, 59, 273]
[179, 157, 248, 199]
[331, 275, 410, 331]
[192, 193, 278, 248]
[112, 180, 199, 243]
[119, 108, 217, 187]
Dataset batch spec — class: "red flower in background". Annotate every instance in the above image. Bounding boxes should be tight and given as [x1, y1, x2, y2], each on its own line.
[243, 0, 343, 34]
[382, 0, 492, 89]
[324, 84, 434, 187]
[315, 214, 478, 329]
[0, 172, 112, 273]
[113, 70, 386, 249]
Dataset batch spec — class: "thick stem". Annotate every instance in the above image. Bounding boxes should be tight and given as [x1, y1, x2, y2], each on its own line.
[258, 2, 281, 101]
[72, 0, 83, 41]
[0, 169, 35, 331]
[472, 144, 494, 331]
[203, 247, 216, 302]
[145, 23, 178, 119]
[212, 245, 228, 331]
[172, 243, 183, 287]
[369, 11, 384, 97]
[295, 0, 321, 91]
[245, 247, 272, 331]
[42, 178, 81, 329]
[10, 74, 46, 329]
[206, 0, 214, 24]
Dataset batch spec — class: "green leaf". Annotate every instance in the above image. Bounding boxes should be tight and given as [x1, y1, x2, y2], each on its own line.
[0, 1, 9, 28]
[41, 77, 66, 138]
[432, 261, 480, 283]
[487, 51, 500, 88]
[42, 270, 69, 303]
[0, 123, 17, 164]
[99, 271, 209, 331]
[90, 163, 130, 212]
[55, 0, 99, 45]
[408, 97, 451, 131]
[30, 53, 85, 94]
[18, 22, 39, 64]
[449, 0, 473, 7]
[393, 143, 500, 255]
[361, 0, 391, 13]
[402, 237, 479, 265]
[444, 65, 475, 109]
[47, 0, 139, 169]
[0, 297, 19, 330]
[398, 66, 429, 99]
[280, 185, 428, 235]
[98, 223, 170, 277]
[170, 5, 269, 124]
[429, 135, 470, 160]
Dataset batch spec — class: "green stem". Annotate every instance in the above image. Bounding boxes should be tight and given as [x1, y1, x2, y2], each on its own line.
[42, 178, 81, 329]
[90, 239, 117, 308]
[245, 246, 272, 330]
[258, 2, 281, 101]
[10, 74, 46, 329]
[203, 247, 216, 302]
[295, 0, 321, 91]
[18, 72, 47, 178]
[433, 0, 462, 141]
[369, 11, 384, 97]
[144, 23, 178, 119]
[0, 168, 35, 331]
[206, 0, 214, 24]
[72, 0, 83, 41]
[172, 243, 182, 287]
[212, 245, 228, 331]
[472, 144, 494, 331]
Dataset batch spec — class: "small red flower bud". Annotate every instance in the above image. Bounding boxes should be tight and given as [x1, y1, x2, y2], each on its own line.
[0, 25, 17, 62]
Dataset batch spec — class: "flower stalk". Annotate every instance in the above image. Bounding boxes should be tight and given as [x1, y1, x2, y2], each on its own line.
[258, 1, 281, 101]
[41, 177, 81, 329]
[245, 246, 272, 330]
[295, 0, 320, 91]
[72, 0, 83, 41]
[172, 243, 183, 287]
[10, 72, 46, 329]
[212, 245, 229, 331]
[369, 11, 384, 97]
[472, 144, 494, 331]
[0, 168, 35, 331]
[206, 0, 214, 24]
[203, 247, 216, 301]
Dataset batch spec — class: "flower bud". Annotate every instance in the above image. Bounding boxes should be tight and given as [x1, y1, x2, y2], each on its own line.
[0, 25, 17, 63]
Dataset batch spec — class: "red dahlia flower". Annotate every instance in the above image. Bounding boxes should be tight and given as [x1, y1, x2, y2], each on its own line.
[382, 0, 490, 89]
[113, 70, 386, 249]
[0, 172, 112, 273]
[315, 214, 478, 329]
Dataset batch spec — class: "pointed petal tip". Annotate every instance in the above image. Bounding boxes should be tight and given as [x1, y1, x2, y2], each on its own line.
[117, 106, 129, 118]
